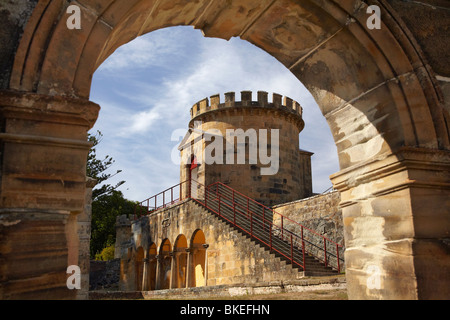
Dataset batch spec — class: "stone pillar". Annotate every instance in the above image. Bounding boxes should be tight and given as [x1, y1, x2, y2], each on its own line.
[189, 244, 207, 287]
[155, 255, 161, 290]
[185, 249, 191, 288]
[0, 90, 99, 299]
[203, 244, 209, 286]
[170, 249, 188, 289]
[115, 216, 132, 291]
[77, 177, 97, 299]
[169, 252, 175, 289]
[331, 147, 450, 300]
[142, 257, 149, 291]
[114, 215, 132, 259]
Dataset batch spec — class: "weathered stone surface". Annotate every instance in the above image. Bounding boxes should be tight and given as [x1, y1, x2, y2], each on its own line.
[180, 91, 312, 207]
[272, 191, 344, 270]
[331, 147, 450, 300]
[0, 0, 448, 300]
[0, 91, 99, 299]
[0, 0, 38, 89]
[115, 200, 305, 291]
[89, 259, 120, 291]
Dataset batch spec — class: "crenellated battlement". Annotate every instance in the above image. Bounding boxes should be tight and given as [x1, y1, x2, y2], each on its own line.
[190, 91, 303, 120]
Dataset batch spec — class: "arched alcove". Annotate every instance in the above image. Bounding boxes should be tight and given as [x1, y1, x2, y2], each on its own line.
[189, 229, 207, 288]
[148, 243, 157, 290]
[173, 234, 189, 289]
[158, 239, 172, 290]
[135, 246, 145, 291]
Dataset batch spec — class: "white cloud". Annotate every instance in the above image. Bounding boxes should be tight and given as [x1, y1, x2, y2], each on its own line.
[90, 26, 339, 201]
[97, 29, 188, 73]
[127, 108, 162, 135]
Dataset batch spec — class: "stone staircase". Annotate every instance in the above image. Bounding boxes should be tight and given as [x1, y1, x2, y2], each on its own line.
[201, 201, 305, 282]
[192, 182, 343, 277]
[193, 201, 335, 279]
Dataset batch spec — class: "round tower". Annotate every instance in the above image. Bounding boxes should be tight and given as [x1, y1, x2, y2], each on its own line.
[179, 91, 313, 207]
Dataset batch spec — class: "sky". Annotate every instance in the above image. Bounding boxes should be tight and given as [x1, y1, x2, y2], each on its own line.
[89, 26, 339, 202]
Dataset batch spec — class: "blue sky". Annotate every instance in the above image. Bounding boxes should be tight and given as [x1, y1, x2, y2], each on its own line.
[89, 26, 339, 202]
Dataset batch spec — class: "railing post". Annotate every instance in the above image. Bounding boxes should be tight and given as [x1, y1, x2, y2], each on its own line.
[189, 179, 191, 199]
[250, 210, 253, 239]
[205, 187, 208, 208]
[269, 227, 272, 252]
[290, 234, 294, 264]
[301, 226, 306, 271]
[301, 226, 304, 245]
[281, 216, 284, 239]
[163, 192, 165, 208]
[262, 207, 265, 231]
[336, 244, 340, 273]
[218, 194, 221, 217]
[324, 239, 327, 268]
[233, 190, 236, 225]
[171, 188, 173, 204]
[302, 236, 306, 272]
[247, 198, 249, 218]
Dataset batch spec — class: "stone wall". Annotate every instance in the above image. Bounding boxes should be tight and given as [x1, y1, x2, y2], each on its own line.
[180, 91, 313, 207]
[272, 191, 344, 270]
[89, 259, 121, 291]
[1, 0, 448, 301]
[115, 199, 304, 291]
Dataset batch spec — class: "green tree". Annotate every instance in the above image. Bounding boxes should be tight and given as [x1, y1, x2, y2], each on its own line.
[95, 245, 116, 261]
[90, 190, 135, 258]
[87, 131, 134, 258]
[87, 130, 125, 201]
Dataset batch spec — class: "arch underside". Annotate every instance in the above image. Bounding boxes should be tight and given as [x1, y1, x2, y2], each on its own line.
[4, 0, 450, 300]
[10, 0, 450, 171]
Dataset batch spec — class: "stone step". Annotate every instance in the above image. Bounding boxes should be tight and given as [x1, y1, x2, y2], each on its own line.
[194, 201, 339, 277]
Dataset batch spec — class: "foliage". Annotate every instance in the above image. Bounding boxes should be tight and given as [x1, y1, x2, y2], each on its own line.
[87, 130, 135, 258]
[90, 190, 136, 258]
[95, 245, 116, 261]
[87, 130, 125, 201]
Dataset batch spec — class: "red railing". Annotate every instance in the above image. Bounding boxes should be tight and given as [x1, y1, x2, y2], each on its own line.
[134, 180, 191, 219]
[202, 182, 344, 273]
[134, 180, 345, 273]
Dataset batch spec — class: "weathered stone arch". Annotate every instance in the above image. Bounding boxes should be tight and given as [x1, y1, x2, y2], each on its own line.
[157, 238, 172, 290]
[189, 229, 207, 288]
[9, 0, 449, 151]
[134, 246, 145, 291]
[147, 243, 157, 291]
[172, 234, 188, 289]
[0, 0, 448, 299]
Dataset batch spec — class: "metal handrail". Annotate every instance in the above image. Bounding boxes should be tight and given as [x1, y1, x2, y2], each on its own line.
[134, 179, 345, 273]
[196, 186, 306, 270]
[205, 182, 344, 272]
[209, 182, 343, 248]
[134, 180, 191, 219]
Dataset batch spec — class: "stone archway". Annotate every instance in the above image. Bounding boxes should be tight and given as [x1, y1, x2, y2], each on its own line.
[189, 230, 207, 288]
[172, 234, 188, 289]
[0, 0, 449, 299]
[147, 243, 157, 291]
[157, 239, 172, 290]
[135, 247, 145, 291]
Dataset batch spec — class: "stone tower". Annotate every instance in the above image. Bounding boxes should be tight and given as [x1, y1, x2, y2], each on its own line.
[179, 91, 313, 207]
